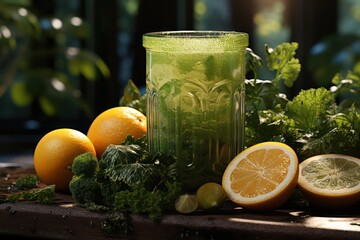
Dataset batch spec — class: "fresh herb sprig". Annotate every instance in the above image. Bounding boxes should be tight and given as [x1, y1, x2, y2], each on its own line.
[265, 42, 301, 88]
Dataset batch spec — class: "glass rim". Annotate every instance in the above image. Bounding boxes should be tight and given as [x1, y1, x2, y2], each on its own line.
[143, 30, 248, 38]
[143, 30, 249, 52]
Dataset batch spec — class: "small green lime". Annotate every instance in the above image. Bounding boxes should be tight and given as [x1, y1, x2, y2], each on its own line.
[196, 182, 226, 210]
[175, 194, 198, 214]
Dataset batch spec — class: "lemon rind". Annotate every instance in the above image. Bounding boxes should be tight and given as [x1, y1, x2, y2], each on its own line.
[222, 142, 299, 204]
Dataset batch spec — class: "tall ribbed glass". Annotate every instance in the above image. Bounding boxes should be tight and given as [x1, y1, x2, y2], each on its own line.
[143, 31, 248, 191]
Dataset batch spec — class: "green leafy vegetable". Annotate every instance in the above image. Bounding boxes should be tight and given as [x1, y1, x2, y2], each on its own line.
[204, 55, 216, 80]
[71, 152, 98, 177]
[102, 144, 143, 181]
[246, 42, 360, 159]
[265, 42, 301, 88]
[285, 88, 334, 131]
[114, 181, 182, 221]
[281, 58, 301, 87]
[69, 176, 101, 204]
[119, 79, 146, 114]
[6, 185, 55, 204]
[330, 67, 360, 112]
[246, 48, 263, 80]
[69, 135, 183, 234]
[14, 175, 39, 190]
[101, 137, 183, 221]
[69, 152, 102, 205]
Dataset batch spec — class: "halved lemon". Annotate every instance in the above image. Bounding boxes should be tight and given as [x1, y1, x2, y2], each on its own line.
[222, 142, 299, 211]
[298, 154, 360, 209]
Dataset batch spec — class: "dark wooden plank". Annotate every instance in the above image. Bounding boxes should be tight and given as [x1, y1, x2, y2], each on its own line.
[1, 201, 360, 240]
[0, 167, 359, 240]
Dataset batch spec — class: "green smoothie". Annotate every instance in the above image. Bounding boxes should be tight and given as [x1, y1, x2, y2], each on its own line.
[143, 31, 248, 191]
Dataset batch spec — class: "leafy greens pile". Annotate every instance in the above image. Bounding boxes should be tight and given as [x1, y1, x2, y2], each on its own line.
[68, 136, 185, 235]
[69, 136, 183, 224]
[121, 42, 360, 160]
[244, 42, 360, 159]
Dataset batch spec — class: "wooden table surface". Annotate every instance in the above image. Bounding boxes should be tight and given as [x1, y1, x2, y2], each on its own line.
[1, 165, 360, 240]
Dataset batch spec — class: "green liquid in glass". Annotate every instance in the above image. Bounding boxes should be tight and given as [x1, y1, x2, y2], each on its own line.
[143, 31, 248, 191]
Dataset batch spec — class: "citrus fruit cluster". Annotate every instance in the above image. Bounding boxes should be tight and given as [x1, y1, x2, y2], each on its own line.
[222, 142, 360, 211]
[33, 106, 146, 192]
[175, 182, 226, 214]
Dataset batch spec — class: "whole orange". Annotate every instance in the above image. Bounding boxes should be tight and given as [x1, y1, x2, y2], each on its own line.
[34, 128, 96, 192]
[87, 106, 147, 158]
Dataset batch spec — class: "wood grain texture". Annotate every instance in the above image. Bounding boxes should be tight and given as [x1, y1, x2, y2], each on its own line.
[1, 167, 359, 240]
